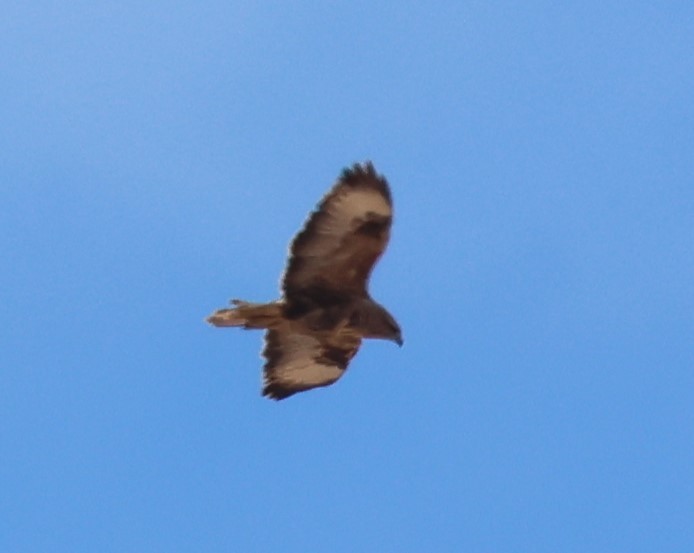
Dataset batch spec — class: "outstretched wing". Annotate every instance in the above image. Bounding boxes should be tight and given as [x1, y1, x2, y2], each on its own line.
[261, 326, 361, 400]
[282, 162, 393, 303]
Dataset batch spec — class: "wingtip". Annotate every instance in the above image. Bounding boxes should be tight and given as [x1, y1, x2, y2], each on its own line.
[338, 161, 391, 203]
[261, 383, 295, 401]
[341, 160, 377, 180]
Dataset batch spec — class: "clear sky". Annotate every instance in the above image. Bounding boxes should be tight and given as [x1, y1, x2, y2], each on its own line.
[2, 1, 693, 551]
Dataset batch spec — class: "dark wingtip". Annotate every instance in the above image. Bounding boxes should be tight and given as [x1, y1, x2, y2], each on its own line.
[339, 161, 391, 204]
[262, 383, 296, 400]
[341, 160, 376, 180]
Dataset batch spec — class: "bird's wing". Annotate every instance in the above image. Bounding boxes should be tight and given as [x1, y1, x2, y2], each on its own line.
[281, 162, 393, 303]
[261, 326, 361, 400]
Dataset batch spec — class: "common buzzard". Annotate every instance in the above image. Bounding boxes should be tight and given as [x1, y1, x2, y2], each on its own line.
[207, 162, 402, 400]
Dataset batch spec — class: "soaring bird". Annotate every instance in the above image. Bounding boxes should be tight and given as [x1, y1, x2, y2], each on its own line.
[207, 162, 402, 399]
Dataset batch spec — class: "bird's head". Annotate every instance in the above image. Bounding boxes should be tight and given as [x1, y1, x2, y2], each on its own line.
[359, 301, 403, 347]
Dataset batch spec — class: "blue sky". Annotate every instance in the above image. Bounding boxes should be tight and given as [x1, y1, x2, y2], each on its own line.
[2, 1, 693, 551]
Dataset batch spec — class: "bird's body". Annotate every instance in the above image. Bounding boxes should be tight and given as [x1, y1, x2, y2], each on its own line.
[207, 162, 402, 400]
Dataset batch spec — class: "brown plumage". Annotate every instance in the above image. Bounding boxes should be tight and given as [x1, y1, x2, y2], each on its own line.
[207, 162, 402, 400]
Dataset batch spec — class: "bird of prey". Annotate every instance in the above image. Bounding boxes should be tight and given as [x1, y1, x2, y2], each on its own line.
[207, 162, 402, 400]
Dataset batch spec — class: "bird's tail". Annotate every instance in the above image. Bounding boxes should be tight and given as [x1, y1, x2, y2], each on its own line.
[206, 299, 283, 329]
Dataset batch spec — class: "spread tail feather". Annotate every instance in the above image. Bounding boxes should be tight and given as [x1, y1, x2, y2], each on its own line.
[206, 299, 283, 329]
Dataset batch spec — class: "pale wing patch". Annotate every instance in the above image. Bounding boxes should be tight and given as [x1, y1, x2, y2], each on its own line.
[268, 333, 342, 387]
[334, 188, 391, 218]
[276, 359, 343, 388]
[263, 331, 344, 389]
[301, 188, 392, 257]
